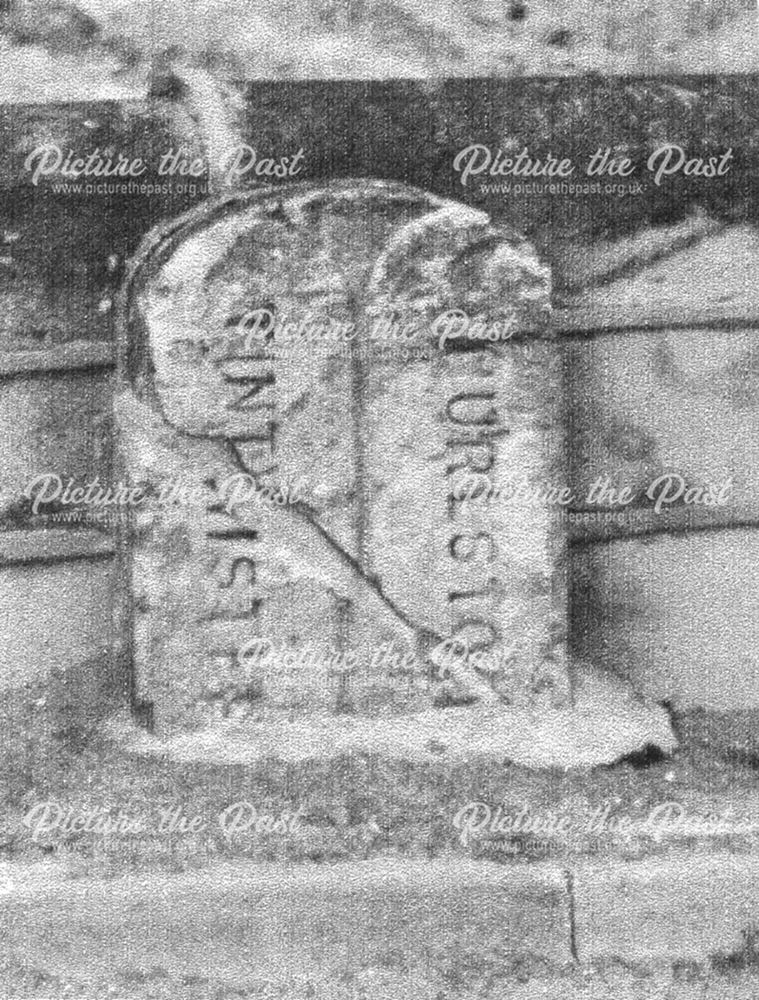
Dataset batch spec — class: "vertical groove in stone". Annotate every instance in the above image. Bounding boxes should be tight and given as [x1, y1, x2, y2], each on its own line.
[565, 868, 580, 963]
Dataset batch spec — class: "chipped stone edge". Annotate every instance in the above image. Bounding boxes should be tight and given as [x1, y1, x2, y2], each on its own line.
[102, 665, 677, 770]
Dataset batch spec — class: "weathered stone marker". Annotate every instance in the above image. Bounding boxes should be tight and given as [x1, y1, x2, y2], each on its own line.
[117, 180, 674, 764]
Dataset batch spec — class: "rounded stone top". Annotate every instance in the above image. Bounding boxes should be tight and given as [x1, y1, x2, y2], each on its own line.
[122, 179, 551, 438]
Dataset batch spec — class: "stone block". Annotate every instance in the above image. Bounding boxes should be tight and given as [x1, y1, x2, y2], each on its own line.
[0, 859, 572, 992]
[572, 529, 759, 710]
[118, 178, 570, 743]
[0, 559, 114, 695]
[566, 327, 759, 521]
[573, 854, 759, 964]
[0, 372, 113, 525]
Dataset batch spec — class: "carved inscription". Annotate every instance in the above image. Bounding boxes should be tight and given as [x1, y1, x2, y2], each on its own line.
[119, 179, 569, 735]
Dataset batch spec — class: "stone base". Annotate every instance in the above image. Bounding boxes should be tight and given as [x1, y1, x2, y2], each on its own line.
[108, 666, 676, 768]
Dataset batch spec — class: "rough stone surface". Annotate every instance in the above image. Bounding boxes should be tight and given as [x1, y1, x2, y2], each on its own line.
[2, 0, 756, 89]
[573, 854, 759, 964]
[0, 373, 112, 521]
[0, 859, 572, 996]
[118, 179, 569, 741]
[5, 855, 759, 998]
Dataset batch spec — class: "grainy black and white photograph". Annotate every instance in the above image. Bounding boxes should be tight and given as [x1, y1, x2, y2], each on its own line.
[1, 3, 759, 998]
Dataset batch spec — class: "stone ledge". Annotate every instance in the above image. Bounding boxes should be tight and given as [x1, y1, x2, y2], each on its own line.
[573, 853, 759, 965]
[0, 858, 572, 995]
[0, 341, 114, 378]
[104, 653, 677, 768]
[2, 854, 759, 997]
[0, 528, 115, 566]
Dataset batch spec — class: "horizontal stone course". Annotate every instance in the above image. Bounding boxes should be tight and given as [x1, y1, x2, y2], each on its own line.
[0, 859, 572, 991]
[3, 854, 759, 993]
[573, 853, 759, 964]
